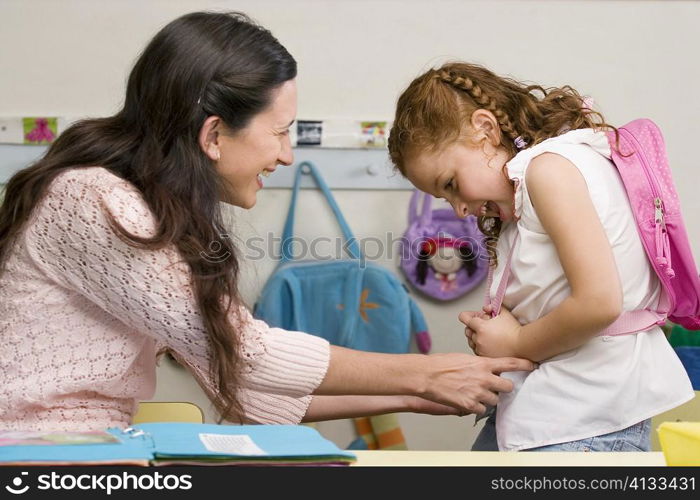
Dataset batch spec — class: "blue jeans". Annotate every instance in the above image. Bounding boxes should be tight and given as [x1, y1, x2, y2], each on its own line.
[471, 408, 651, 452]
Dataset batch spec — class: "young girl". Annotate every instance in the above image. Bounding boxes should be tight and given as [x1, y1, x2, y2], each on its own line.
[0, 14, 534, 432]
[388, 62, 694, 451]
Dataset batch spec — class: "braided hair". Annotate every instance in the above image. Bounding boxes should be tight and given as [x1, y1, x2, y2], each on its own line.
[389, 62, 616, 258]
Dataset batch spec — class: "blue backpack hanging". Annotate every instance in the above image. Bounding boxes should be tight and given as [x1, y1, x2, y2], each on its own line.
[254, 161, 431, 354]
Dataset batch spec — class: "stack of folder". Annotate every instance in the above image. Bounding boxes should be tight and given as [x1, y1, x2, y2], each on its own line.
[0, 423, 356, 466]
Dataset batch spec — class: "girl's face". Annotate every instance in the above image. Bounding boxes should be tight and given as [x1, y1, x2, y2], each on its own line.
[215, 79, 297, 208]
[404, 138, 515, 222]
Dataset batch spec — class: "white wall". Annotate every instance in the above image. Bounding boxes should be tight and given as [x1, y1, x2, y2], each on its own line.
[2, 0, 699, 450]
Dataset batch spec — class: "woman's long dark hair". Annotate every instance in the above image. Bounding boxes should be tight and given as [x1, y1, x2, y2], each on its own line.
[0, 11, 297, 422]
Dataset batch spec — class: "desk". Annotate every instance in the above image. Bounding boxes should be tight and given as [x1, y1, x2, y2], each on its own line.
[351, 450, 667, 466]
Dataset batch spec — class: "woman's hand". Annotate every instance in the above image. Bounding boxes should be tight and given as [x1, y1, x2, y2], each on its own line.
[459, 305, 524, 358]
[419, 352, 534, 416]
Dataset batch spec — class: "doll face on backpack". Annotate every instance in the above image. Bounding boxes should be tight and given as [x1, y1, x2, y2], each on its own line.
[428, 246, 463, 275]
[416, 238, 477, 286]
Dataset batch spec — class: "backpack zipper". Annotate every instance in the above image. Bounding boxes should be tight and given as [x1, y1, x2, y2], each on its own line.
[620, 127, 675, 279]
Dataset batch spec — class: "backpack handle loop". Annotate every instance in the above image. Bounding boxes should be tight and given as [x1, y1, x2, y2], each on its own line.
[408, 189, 434, 227]
[281, 161, 362, 263]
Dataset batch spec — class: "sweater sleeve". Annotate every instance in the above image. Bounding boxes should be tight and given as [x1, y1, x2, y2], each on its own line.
[23, 168, 329, 423]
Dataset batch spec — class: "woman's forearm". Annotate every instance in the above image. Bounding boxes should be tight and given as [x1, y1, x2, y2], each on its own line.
[302, 395, 411, 422]
[313, 345, 536, 416]
[303, 395, 461, 422]
[314, 346, 428, 397]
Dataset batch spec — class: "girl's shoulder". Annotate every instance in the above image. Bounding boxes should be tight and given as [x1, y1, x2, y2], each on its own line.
[506, 128, 611, 180]
[505, 129, 613, 220]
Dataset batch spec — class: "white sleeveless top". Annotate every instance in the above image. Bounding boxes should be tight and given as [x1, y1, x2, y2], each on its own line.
[492, 128, 694, 451]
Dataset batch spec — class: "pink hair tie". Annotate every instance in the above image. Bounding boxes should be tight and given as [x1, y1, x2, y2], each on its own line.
[581, 96, 595, 110]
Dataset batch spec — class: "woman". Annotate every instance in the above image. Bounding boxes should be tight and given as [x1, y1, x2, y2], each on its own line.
[0, 11, 533, 432]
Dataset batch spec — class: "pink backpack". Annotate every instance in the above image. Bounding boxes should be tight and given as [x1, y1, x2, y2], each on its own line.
[488, 119, 700, 333]
[605, 119, 700, 331]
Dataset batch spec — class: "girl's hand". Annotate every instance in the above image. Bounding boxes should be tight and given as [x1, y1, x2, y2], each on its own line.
[458, 305, 493, 353]
[458, 306, 523, 358]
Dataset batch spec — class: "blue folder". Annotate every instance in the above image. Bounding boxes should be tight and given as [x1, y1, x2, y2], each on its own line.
[0, 423, 356, 466]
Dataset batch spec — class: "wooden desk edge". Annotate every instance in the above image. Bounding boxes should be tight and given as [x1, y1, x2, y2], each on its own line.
[350, 450, 667, 467]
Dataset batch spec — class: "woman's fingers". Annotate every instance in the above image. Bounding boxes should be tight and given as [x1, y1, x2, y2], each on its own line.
[471, 402, 487, 416]
[486, 373, 514, 394]
[479, 389, 500, 408]
[488, 356, 536, 375]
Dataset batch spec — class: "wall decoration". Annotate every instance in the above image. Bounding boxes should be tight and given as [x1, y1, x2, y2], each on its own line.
[360, 121, 387, 148]
[23, 117, 58, 145]
[296, 120, 323, 146]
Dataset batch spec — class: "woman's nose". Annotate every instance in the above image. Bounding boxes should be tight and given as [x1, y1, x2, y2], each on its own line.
[278, 136, 294, 166]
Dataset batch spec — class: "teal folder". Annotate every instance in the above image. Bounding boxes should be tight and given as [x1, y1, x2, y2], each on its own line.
[0, 423, 356, 466]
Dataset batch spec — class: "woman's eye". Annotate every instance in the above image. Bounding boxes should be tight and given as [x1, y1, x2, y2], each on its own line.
[444, 179, 454, 191]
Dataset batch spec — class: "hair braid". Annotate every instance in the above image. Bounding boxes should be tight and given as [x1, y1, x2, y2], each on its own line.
[437, 69, 521, 142]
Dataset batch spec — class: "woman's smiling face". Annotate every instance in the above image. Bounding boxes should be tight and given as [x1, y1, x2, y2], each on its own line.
[214, 79, 297, 208]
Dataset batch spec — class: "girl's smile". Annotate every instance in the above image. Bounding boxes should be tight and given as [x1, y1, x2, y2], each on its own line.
[404, 138, 515, 222]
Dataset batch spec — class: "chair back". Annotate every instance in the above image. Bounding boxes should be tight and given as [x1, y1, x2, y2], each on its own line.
[133, 401, 204, 424]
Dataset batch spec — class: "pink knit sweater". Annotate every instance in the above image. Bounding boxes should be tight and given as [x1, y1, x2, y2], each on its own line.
[0, 168, 330, 432]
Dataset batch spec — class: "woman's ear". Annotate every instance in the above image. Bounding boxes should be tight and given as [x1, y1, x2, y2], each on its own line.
[470, 109, 501, 146]
[199, 115, 223, 161]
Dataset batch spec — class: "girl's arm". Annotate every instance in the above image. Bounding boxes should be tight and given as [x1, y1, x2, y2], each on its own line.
[465, 152, 622, 362]
[514, 152, 623, 361]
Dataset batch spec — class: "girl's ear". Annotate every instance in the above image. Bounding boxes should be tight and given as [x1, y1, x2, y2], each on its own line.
[199, 115, 223, 161]
[470, 109, 502, 146]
